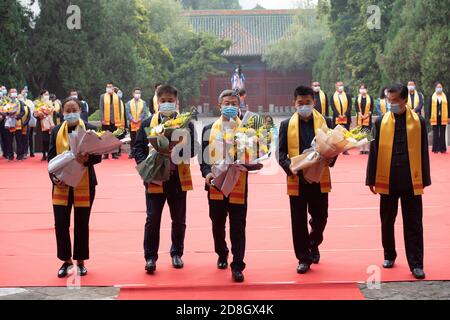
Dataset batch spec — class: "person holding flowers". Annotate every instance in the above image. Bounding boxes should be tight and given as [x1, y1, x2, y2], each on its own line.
[278, 86, 336, 275]
[3, 88, 25, 161]
[48, 97, 102, 278]
[366, 84, 431, 280]
[134, 84, 197, 274]
[199, 89, 252, 283]
[34, 90, 57, 161]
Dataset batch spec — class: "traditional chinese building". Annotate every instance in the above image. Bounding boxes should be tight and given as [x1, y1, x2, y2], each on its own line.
[184, 9, 312, 112]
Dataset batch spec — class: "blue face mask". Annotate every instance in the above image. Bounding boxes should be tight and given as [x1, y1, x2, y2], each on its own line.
[222, 105, 238, 119]
[159, 102, 177, 116]
[64, 112, 80, 124]
[390, 104, 402, 114]
[297, 105, 313, 118]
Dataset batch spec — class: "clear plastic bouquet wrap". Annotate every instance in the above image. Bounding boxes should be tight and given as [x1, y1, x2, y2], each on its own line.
[289, 125, 373, 183]
[35, 101, 55, 131]
[1, 98, 19, 130]
[211, 112, 275, 196]
[136, 112, 193, 184]
[48, 126, 123, 187]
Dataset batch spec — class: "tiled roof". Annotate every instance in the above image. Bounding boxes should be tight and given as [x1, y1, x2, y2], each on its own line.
[184, 10, 296, 57]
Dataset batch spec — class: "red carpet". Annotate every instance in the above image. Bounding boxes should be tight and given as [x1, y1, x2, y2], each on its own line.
[1, 148, 449, 300]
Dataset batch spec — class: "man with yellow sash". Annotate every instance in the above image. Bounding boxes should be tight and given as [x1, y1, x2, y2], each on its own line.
[17, 93, 31, 161]
[278, 86, 336, 275]
[366, 84, 431, 280]
[99, 82, 124, 159]
[312, 81, 329, 118]
[199, 90, 251, 283]
[407, 80, 425, 115]
[4, 88, 25, 161]
[376, 87, 391, 116]
[428, 81, 448, 153]
[0, 85, 7, 159]
[330, 81, 352, 155]
[126, 87, 147, 159]
[48, 97, 102, 278]
[355, 84, 374, 155]
[134, 85, 197, 274]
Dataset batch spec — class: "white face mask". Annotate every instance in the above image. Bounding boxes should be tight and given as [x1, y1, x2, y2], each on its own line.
[43, 95, 50, 102]
[10, 92, 18, 99]
[408, 85, 416, 91]
[297, 105, 313, 118]
[134, 94, 141, 100]
[106, 87, 113, 94]
[313, 86, 320, 93]
[70, 95, 78, 99]
[436, 87, 443, 94]
[338, 86, 344, 92]
[159, 102, 177, 116]
[360, 89, 367, 95]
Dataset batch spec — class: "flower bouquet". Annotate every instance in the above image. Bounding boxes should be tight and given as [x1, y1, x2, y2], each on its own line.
[136, 112, 193, 184]
[289, 125, 373, 183]
[35, 100, 55, 131]
[48, 126, 123, 187]
[1, 97, 19, 129]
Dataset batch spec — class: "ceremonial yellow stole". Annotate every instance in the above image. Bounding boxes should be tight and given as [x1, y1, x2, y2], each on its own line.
[430, 92, 448, 126]
[20, 105, 29, 135]
[10, 101, 22, 132]
[333, 92, 349, 124]
[153, 94, 159, 113]
[407, 91, 420, 110]
[287, 110, 331, 196]
[103, 93, 122, 126]
[146, 112, 193, 194]
[53, 101, 61, 125]
[380, 98, 387, 114]
[52, 120, 91, 208]
[318, 90, 327, 115]
[357, 94, 371, 127]
[130, 99, 144, 132]
[375, 109, 423, 196]
[208, 116, 247, 205]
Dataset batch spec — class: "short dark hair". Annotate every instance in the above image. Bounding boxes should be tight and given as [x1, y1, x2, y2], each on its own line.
[294, 86, 315, 99]
[238, 88, 247, 96]
[218, 89, 240, 104]
[68, 89, 77, 95]
[360, 83, 367, 89]
[157, 84, 178, 99]
[106, 82, 114, 86]
[134, 87, 142, 93]
[407, 80, 416, 84]
[61, 97, 82, 110]
[380, 86, 388, 99]
[387, 84, 409, 100]
[39, 89, 49, 96]
[434, 81, 444, 87]
[154, 83, 162, 89]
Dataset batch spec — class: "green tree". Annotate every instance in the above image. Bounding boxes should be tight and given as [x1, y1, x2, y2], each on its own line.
[0, 0, 30, 88]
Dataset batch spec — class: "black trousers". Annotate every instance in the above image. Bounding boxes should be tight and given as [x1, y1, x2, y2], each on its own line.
[5, 130, 23, 159]
[144, 182, 187, 261]
[0, 122, 7, 157]
[130, 130, 137, 155]
[289, 182, 328, 265]
[41, 130, 50, 154]
[432, 125, 446, 153]
[208, 197, 247, 272]
[102, 124, 119, 156]
[53, 187, 95, 261]
[28, 126, 35, 155]
[380, 192, 424, 270]
[19, 127, 29, 158]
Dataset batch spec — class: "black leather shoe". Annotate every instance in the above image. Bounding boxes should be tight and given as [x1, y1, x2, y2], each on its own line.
[297, 263, 310, 274]
[77, 264, 88, 276]
[311, 248, 320, 264]
[412, 268, 426, 279]
[217, 258, 228, 270]
[57, 262, 73, 278]
[102, 154, 109, 160]
[232, 270, 244, 283]
[383, 260, 395, 268]
[112, 154, 119, 159]
[172, 256, 184, 269]
[145, 259, 156, 274]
